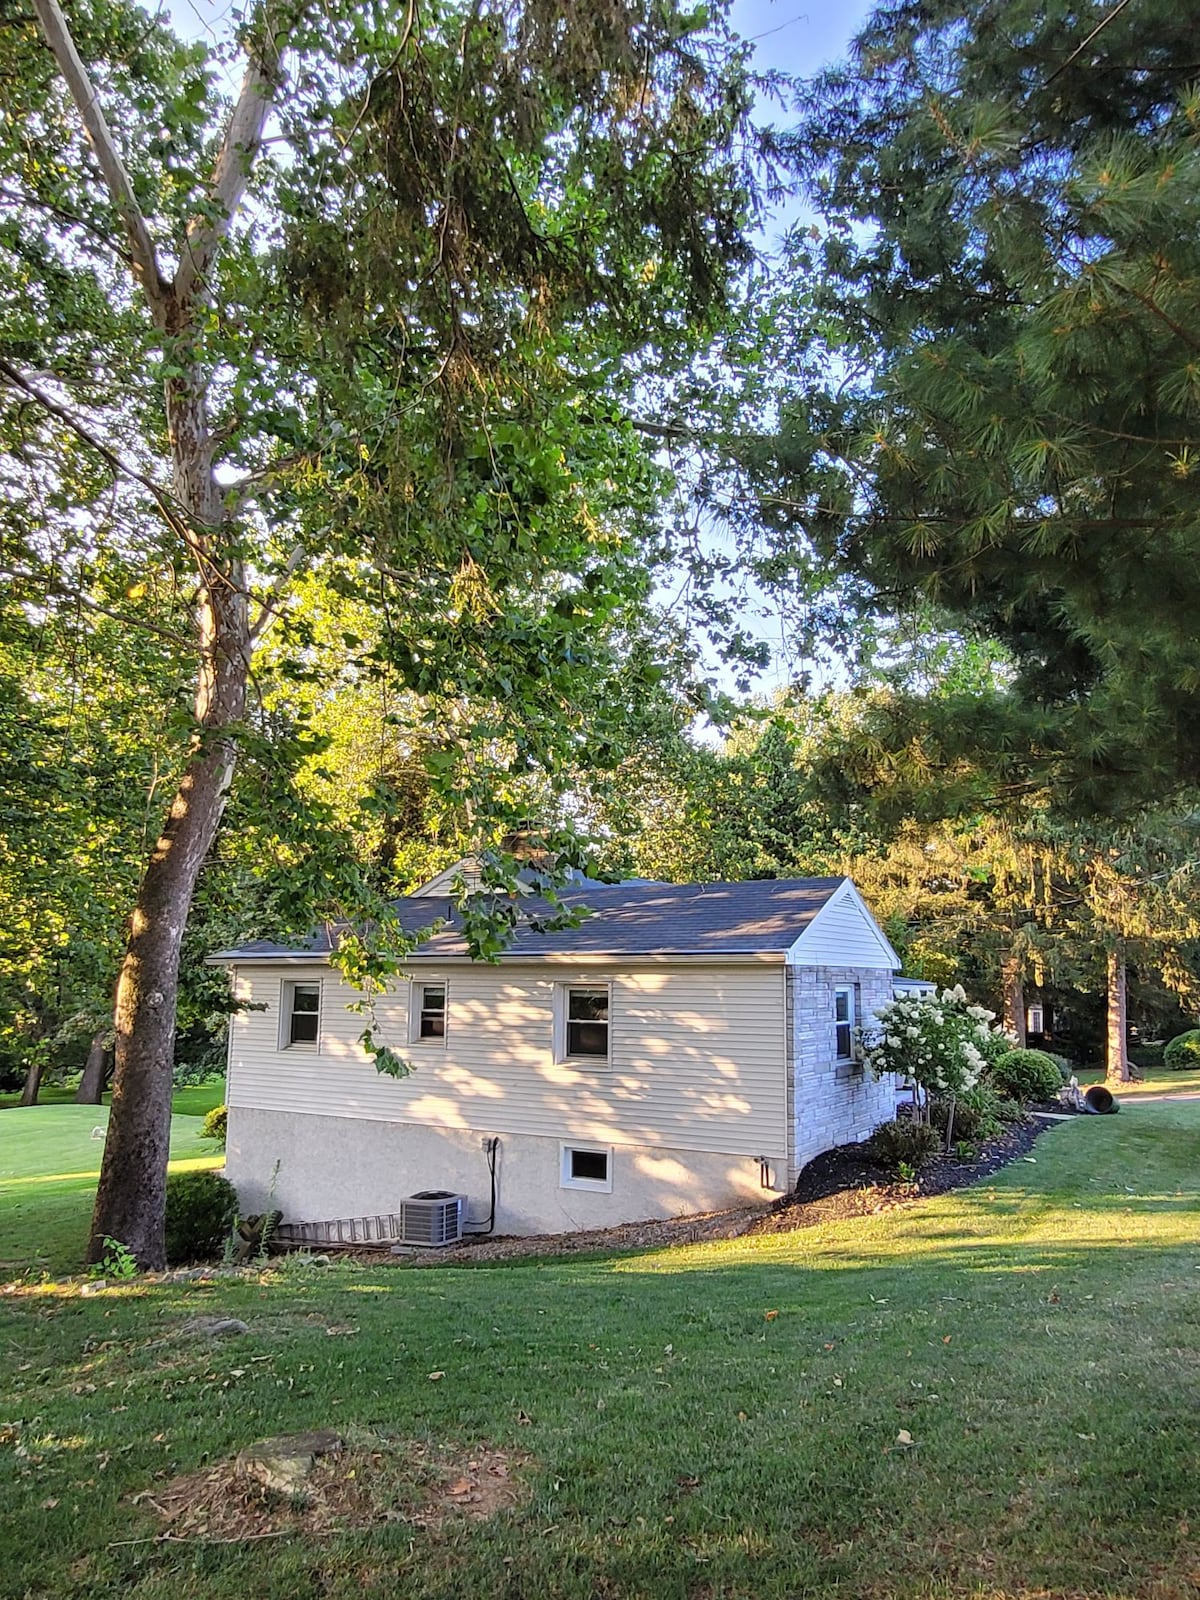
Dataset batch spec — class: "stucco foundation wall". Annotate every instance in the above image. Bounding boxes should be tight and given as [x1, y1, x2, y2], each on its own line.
[790, 964, 897, 1178]
[225, 1107, 778, 1237]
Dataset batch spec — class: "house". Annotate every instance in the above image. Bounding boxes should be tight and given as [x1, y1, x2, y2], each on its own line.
[210, 875, 902, 1238]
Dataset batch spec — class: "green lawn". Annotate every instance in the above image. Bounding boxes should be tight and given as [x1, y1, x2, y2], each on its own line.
[0, 1077, 225, 1115]
[1, 1101, 1197, 1599]
[1081, 1061, 1200, 1096]
[0, 1102, 221, 1277]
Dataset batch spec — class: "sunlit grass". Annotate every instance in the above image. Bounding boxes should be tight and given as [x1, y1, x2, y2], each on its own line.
[1087, 1061, 1200, 1095]
[0, 1101, 1196, 1598]
[0, 1103, 221, 1276]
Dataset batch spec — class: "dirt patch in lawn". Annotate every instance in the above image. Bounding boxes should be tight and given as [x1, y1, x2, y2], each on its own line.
[314, 1119, 1047, 1267]
[132, 1437, 529, 1544]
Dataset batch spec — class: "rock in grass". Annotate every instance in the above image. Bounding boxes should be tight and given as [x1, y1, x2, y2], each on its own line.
[235, 1431, 343, 1499]
[180, 1315, 249, 1338]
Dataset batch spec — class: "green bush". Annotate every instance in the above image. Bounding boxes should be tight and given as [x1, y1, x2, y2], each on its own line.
[1049, 1054, 1076, 1084]
[201, 1104, 227, 1148]
[871, 1118, 941, 1174]
[1163, 1030, 1200, 1071]
[989, 1048, 1062, 1103]
[164, 1170, 239, 1265]
[929, 1080, 1005, 1141]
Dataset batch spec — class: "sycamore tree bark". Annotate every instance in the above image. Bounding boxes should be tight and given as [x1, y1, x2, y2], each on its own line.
[1106, 941, 1131, 1083]
[32, 0, 275, 1266]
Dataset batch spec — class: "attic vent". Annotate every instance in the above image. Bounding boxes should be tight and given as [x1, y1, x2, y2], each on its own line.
[276, 1193, 466, 1250]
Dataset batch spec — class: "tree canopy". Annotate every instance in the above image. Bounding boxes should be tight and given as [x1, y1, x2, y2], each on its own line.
[1, 0, 765, 1264]
[719, 0, 1200, 804]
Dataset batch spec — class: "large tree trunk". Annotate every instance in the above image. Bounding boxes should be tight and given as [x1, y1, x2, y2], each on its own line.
[74, 1030, 109, 1104]
[19, 1060, 44, 1107]
[1106, 941, 1130, 1083]
[1001, 951, 1026, 1047]
[87, 381, 248, 1269]
[31, 0, 275, 1270]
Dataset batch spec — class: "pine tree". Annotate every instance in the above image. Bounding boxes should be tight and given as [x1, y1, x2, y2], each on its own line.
[763, 0, 1200, 802]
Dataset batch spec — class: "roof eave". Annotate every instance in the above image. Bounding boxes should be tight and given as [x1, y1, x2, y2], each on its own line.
[206, 948, 788, 967]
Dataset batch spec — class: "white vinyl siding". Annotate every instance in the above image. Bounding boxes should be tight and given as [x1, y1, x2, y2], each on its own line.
[791, 882, 899, 969]
[227, 962, 789, 1159]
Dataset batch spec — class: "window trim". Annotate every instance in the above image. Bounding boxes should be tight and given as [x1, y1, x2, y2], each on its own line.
[410, 979, 449, 1046]
[554, 983, 612, 1065]
[279, 978, 322, 1052]
[833, 984, 857, 1064]
[559, 1143, 614, 1193]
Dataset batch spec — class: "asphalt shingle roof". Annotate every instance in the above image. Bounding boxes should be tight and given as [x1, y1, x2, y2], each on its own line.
[209, 877, 848, 963]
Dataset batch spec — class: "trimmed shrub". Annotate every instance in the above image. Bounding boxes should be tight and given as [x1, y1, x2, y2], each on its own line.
[990, 1048, 1062, 1104]
[1163, 1030, 1200, 1072]
[164, 1170, 239, 1265]
[871, 1118, 941, 1174]
[201, 1104, 228, 1148]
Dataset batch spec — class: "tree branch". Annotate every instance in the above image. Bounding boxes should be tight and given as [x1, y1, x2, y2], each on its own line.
[0, 356, 232, 592]
[174, 12, 284, 309]
[0, 183, 133, 265]
[30, 0, 171, 324]
[248, 541, 307, 642]
[0, 562, 194, 651]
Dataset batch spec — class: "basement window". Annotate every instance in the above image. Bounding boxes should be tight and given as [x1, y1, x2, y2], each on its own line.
[281, 980, 321, 1050]
[560, 1144, 613, 1193]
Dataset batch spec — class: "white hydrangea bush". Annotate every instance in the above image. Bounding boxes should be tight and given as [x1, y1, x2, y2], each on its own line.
[861, 984, 1011, 1104]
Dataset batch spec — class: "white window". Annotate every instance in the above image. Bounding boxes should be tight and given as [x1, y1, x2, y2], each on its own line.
[1026, 1003, 1045, 1036]
[834, 985, 857, 1062]
[280, 980, 321, 1050]
[557, 985, 610, 1063]
[560, 1143, 613, 1192]
[411, 982, 447, 1044]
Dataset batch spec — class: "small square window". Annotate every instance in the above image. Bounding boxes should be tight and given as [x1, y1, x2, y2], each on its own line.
[560, 1143, 613, 1192]
[417, 984, 446, 1041]
[564, 987, 609, 1059]
[282, 981, 321, 1049]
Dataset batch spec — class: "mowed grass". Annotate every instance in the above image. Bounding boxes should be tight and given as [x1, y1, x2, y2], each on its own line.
[1085, 1062, 1200, 1096]
[0, 1078, 225, 1115]
[1, 1102, 1197, 1600]
[0, 1092, 223, 1277]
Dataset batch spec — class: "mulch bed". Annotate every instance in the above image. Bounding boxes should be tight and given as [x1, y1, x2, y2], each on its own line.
[746, 1117, 1046, 1236]
[316, 1118, 1049, 1268]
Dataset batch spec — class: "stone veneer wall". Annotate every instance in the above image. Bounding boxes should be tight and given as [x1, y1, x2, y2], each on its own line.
[789, 963, 897, 1178]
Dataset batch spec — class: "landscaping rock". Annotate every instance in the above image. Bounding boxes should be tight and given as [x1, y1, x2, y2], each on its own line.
[180, 1315, 249, 1338]
[234, 1431, 343, 1500]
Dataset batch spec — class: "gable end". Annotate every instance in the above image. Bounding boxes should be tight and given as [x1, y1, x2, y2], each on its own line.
[786, 879, 899, 970]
